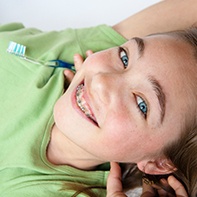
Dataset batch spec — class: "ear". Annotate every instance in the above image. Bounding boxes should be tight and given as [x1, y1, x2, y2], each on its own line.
[137, 158, 177, 175]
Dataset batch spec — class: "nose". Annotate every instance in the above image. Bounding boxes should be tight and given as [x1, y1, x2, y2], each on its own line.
[90, 72, 123, 105]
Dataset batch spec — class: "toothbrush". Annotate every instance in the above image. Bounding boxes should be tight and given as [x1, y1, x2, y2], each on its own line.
[7, 41, 42, 65]
[7, 41, 75, 71]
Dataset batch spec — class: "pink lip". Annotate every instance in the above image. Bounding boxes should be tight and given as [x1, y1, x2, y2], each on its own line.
[71, 81, 98, 127]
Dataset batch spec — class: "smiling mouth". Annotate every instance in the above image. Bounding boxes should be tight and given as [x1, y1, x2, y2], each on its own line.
[76, 83, 98, 126]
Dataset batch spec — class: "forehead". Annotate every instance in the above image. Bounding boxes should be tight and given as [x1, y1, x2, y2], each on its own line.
[130, 34, 196, 77]
[130, 34, 192, 62]
[148, 35, 196, 121]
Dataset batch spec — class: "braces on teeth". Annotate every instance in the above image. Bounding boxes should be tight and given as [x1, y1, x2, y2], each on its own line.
[76, 84, 98, 126]
[76, 84, 92, 116]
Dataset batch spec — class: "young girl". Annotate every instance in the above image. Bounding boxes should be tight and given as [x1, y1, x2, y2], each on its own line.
[73, 27, 197, 197]
[0, 0, 196, 196]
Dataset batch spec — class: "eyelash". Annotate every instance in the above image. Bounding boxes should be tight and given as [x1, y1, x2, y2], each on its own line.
[119, 47, 147, 119]
[119, 47, 129, 69]
[136, 95, 148, 119]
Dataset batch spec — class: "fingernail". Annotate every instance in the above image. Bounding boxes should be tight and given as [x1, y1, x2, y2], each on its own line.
[74, 55, 78, 61]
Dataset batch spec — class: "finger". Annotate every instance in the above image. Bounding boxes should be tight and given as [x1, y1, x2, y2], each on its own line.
[141, 179, 156, 197]
[74, 54, 84, 71]
[168, 176, 188, 197]
[86, 50, 93, 57]
[107, 162, 126, 197]
[157, 178, 175, 196]
[140, 191, 156, 197]
[63, 69, 75, 83]
[157, 187, 170, 197]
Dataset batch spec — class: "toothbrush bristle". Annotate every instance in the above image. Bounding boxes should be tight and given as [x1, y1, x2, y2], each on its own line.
[7, 41, 26, 57]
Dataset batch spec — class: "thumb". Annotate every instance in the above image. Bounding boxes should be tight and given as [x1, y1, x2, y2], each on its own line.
[168, 176, 188, 197]
[74, 54, 84, 71]
[107, 162, 126, 197]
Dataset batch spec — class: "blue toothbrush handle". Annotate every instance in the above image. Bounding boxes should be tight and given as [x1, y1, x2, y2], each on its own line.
[47, 60, 75, 71]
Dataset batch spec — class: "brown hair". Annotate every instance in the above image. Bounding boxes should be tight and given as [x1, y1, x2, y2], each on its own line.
[164, 124, 197, 196]
[122, 26, 197, 197]
[164, 26, 197, 197]
[121, 125, 197, 197]
[125, 26, 197, 197]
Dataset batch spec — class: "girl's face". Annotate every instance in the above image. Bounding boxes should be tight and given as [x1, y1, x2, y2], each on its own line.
[54, 34, 195, 164]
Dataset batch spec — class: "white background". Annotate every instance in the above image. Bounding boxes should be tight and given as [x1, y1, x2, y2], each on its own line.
[0, 0, 161, 31]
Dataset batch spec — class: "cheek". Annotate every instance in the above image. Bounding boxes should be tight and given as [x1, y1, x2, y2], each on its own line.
[101, 112, 161, 158]
[53, 99, 63, 126]
[53, 95, 69, 129]
[100, 124, 146, 162]
[101, 112, 140, 147]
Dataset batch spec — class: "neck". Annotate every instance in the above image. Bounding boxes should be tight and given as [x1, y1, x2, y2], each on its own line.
[47, 124, 104, 170]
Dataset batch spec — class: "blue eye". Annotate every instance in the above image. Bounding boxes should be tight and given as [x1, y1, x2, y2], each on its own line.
[136, 96, 147, 118]
[119, 47, 128, 69]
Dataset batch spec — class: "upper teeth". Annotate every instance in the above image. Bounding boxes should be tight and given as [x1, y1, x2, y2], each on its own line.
[76, 84, 93, 118]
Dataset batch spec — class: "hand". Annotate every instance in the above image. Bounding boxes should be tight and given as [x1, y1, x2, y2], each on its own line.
[141, 175, 188, 197]
[63, 50, 93, 83]
[74, 50, 93, 71]
[107, 162, 188, 197]
[107, 162, 127, 197]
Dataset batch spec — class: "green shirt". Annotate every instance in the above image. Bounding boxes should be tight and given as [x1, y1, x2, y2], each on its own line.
[0, 23, 126, 196]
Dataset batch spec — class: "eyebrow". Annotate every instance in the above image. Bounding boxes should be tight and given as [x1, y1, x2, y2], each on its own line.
[132, 37, 145, 57]
[131, 37, 166, 123]
[148, 76, 166, 124]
